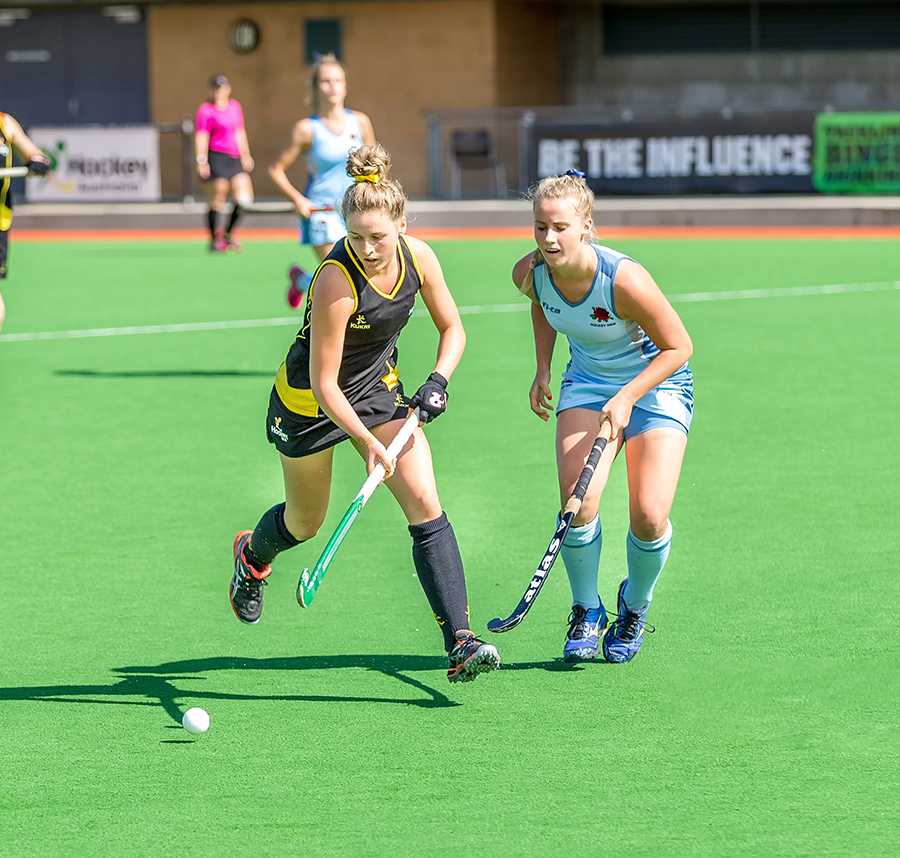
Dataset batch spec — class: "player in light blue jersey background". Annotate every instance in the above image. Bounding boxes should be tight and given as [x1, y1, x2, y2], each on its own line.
[512, 170, 694, 665]
[269, 54, 376, 308]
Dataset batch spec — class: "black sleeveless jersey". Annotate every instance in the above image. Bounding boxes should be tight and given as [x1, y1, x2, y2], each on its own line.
[274, 235, 423, 417]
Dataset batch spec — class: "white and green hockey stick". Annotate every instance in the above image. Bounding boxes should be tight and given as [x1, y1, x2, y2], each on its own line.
[0, 167, 29, 178]
[296, 409, 421, 607]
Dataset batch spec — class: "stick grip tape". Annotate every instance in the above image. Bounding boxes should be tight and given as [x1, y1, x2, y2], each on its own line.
[565, 421, 613, 511]
[571, 436, 607, 502]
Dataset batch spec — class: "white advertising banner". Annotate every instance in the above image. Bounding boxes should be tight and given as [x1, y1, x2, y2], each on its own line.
[25, 126, 161, 202]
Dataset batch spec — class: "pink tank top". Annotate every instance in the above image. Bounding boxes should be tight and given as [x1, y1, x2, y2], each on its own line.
[195, 99, 244, 157]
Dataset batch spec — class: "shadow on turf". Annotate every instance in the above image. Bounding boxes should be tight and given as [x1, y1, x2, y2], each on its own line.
[55, 369, 273, 379]
[0, 654, 573, 730]
[0, 656, 459, 725]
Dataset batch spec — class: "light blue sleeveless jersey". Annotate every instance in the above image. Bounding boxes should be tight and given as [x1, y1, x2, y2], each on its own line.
[533, 244, 693, 425]
[305, 110, 363, 209]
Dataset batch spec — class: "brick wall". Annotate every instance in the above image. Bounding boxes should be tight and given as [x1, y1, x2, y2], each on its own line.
[149, 1, 502, 198]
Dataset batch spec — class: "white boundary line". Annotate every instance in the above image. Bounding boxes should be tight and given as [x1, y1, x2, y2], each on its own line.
[1, 280, 898, 344]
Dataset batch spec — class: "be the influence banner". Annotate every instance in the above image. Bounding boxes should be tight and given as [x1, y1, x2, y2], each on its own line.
[527, 115, 816, 194]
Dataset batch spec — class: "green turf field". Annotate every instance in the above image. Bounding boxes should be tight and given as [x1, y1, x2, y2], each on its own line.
[1, 236, 898, 855]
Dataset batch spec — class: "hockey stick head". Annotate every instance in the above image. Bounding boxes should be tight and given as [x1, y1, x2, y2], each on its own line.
[487, 613, 525, 634]
[486, 511, 574, 634]
[296, 566, 316, 607]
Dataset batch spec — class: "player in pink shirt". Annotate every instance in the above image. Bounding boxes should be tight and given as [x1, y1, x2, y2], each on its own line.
[194, 75, 255, 252]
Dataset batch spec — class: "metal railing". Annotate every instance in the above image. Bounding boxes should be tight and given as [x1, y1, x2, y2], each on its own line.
[158, 119, 196, 202]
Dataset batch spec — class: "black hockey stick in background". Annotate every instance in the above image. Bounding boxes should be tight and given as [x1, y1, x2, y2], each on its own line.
[487, 420, 613, 633]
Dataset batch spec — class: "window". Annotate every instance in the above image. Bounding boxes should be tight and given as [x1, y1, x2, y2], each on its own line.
[602, 1, 900, 55]
[603, 3, 750, 55]
[759, 2, 900, 51]
[304, 19, 341, 64]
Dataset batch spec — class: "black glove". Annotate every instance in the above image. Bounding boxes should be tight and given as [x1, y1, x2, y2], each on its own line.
[28, 157, 50, 176]
[411, 372, 449, 423]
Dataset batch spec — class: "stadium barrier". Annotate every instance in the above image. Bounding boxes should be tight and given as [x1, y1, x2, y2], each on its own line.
[427, 107, 900, 198]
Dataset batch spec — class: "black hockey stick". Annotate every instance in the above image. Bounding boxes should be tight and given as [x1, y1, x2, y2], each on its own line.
[487, 420, 613, 633]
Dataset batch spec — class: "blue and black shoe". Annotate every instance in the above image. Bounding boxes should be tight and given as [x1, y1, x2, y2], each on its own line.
[563, 602, 608, 662]
[602, 579, 655, 664]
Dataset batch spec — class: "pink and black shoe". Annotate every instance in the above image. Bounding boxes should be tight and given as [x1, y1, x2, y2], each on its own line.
[447, 630, 501, 683]
[229, 531, 271, 624]
[287, 265, 308, 309]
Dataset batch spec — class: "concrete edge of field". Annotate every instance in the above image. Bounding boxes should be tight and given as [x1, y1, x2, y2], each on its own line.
[14, 195, 900, 229]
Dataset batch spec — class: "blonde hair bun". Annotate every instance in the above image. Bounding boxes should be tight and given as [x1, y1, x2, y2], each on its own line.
[346, 143, 392, 184]
[341, 143, 406, 222]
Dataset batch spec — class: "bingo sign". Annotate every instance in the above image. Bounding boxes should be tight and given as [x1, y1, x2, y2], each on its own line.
[529, 115, 816, 194]
[814, 112, 900, 193]
[25, 126, 161, 202]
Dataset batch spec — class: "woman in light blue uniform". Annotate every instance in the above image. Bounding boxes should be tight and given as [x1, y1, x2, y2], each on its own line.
[512, 170, 694, 665]
[269, 54, 375, 307]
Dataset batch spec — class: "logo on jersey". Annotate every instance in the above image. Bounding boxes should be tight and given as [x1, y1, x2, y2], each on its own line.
[542, 302, 561, 315]
[350, 313, 371, 330]
[590, 306, 615, 327]
[270, 416, 289, 443]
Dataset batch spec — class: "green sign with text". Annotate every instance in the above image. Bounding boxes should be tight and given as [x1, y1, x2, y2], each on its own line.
[814, 112, 900, 193]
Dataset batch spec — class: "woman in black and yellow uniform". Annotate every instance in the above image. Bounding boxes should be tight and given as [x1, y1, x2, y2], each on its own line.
[229, 144, 500, 684]
[0, 112, 50, 329]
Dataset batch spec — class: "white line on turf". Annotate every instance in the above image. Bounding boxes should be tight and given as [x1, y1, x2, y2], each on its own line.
[672, 280, 900, 303]
[0, 316, 301, 343]
[1, 280, 898, 344]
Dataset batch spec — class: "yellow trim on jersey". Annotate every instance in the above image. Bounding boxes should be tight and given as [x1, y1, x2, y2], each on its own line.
[0, 113, 11, 232]
[318, 258, 359, 314]
[402, 236, 423, 286]
[297, 257, 359, 341]
[380, 362, 401, 391]
[343, 237, 406, 300]
[274, 363, 319, 417]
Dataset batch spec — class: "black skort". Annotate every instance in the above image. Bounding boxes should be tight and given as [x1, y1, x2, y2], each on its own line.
[208, 150, 244, 180]
[0, 229, 8, 279]
[266, 382, 410, 458]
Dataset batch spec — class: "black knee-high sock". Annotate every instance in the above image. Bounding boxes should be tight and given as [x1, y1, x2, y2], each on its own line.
[409, 513, 470, 652]
[226, 203, 242, 235]
[207, 206, 227, 238]
[247, 503, 301, 568]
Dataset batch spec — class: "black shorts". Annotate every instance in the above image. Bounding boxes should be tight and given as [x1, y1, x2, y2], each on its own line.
[208, 150, 244, 180]
[0, 229, 8, 279]
[266, 382, 410, 458]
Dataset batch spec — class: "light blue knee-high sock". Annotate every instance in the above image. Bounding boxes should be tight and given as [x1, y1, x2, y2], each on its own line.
[561, 516, 602, 609]
[624, 522, 673, 612]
